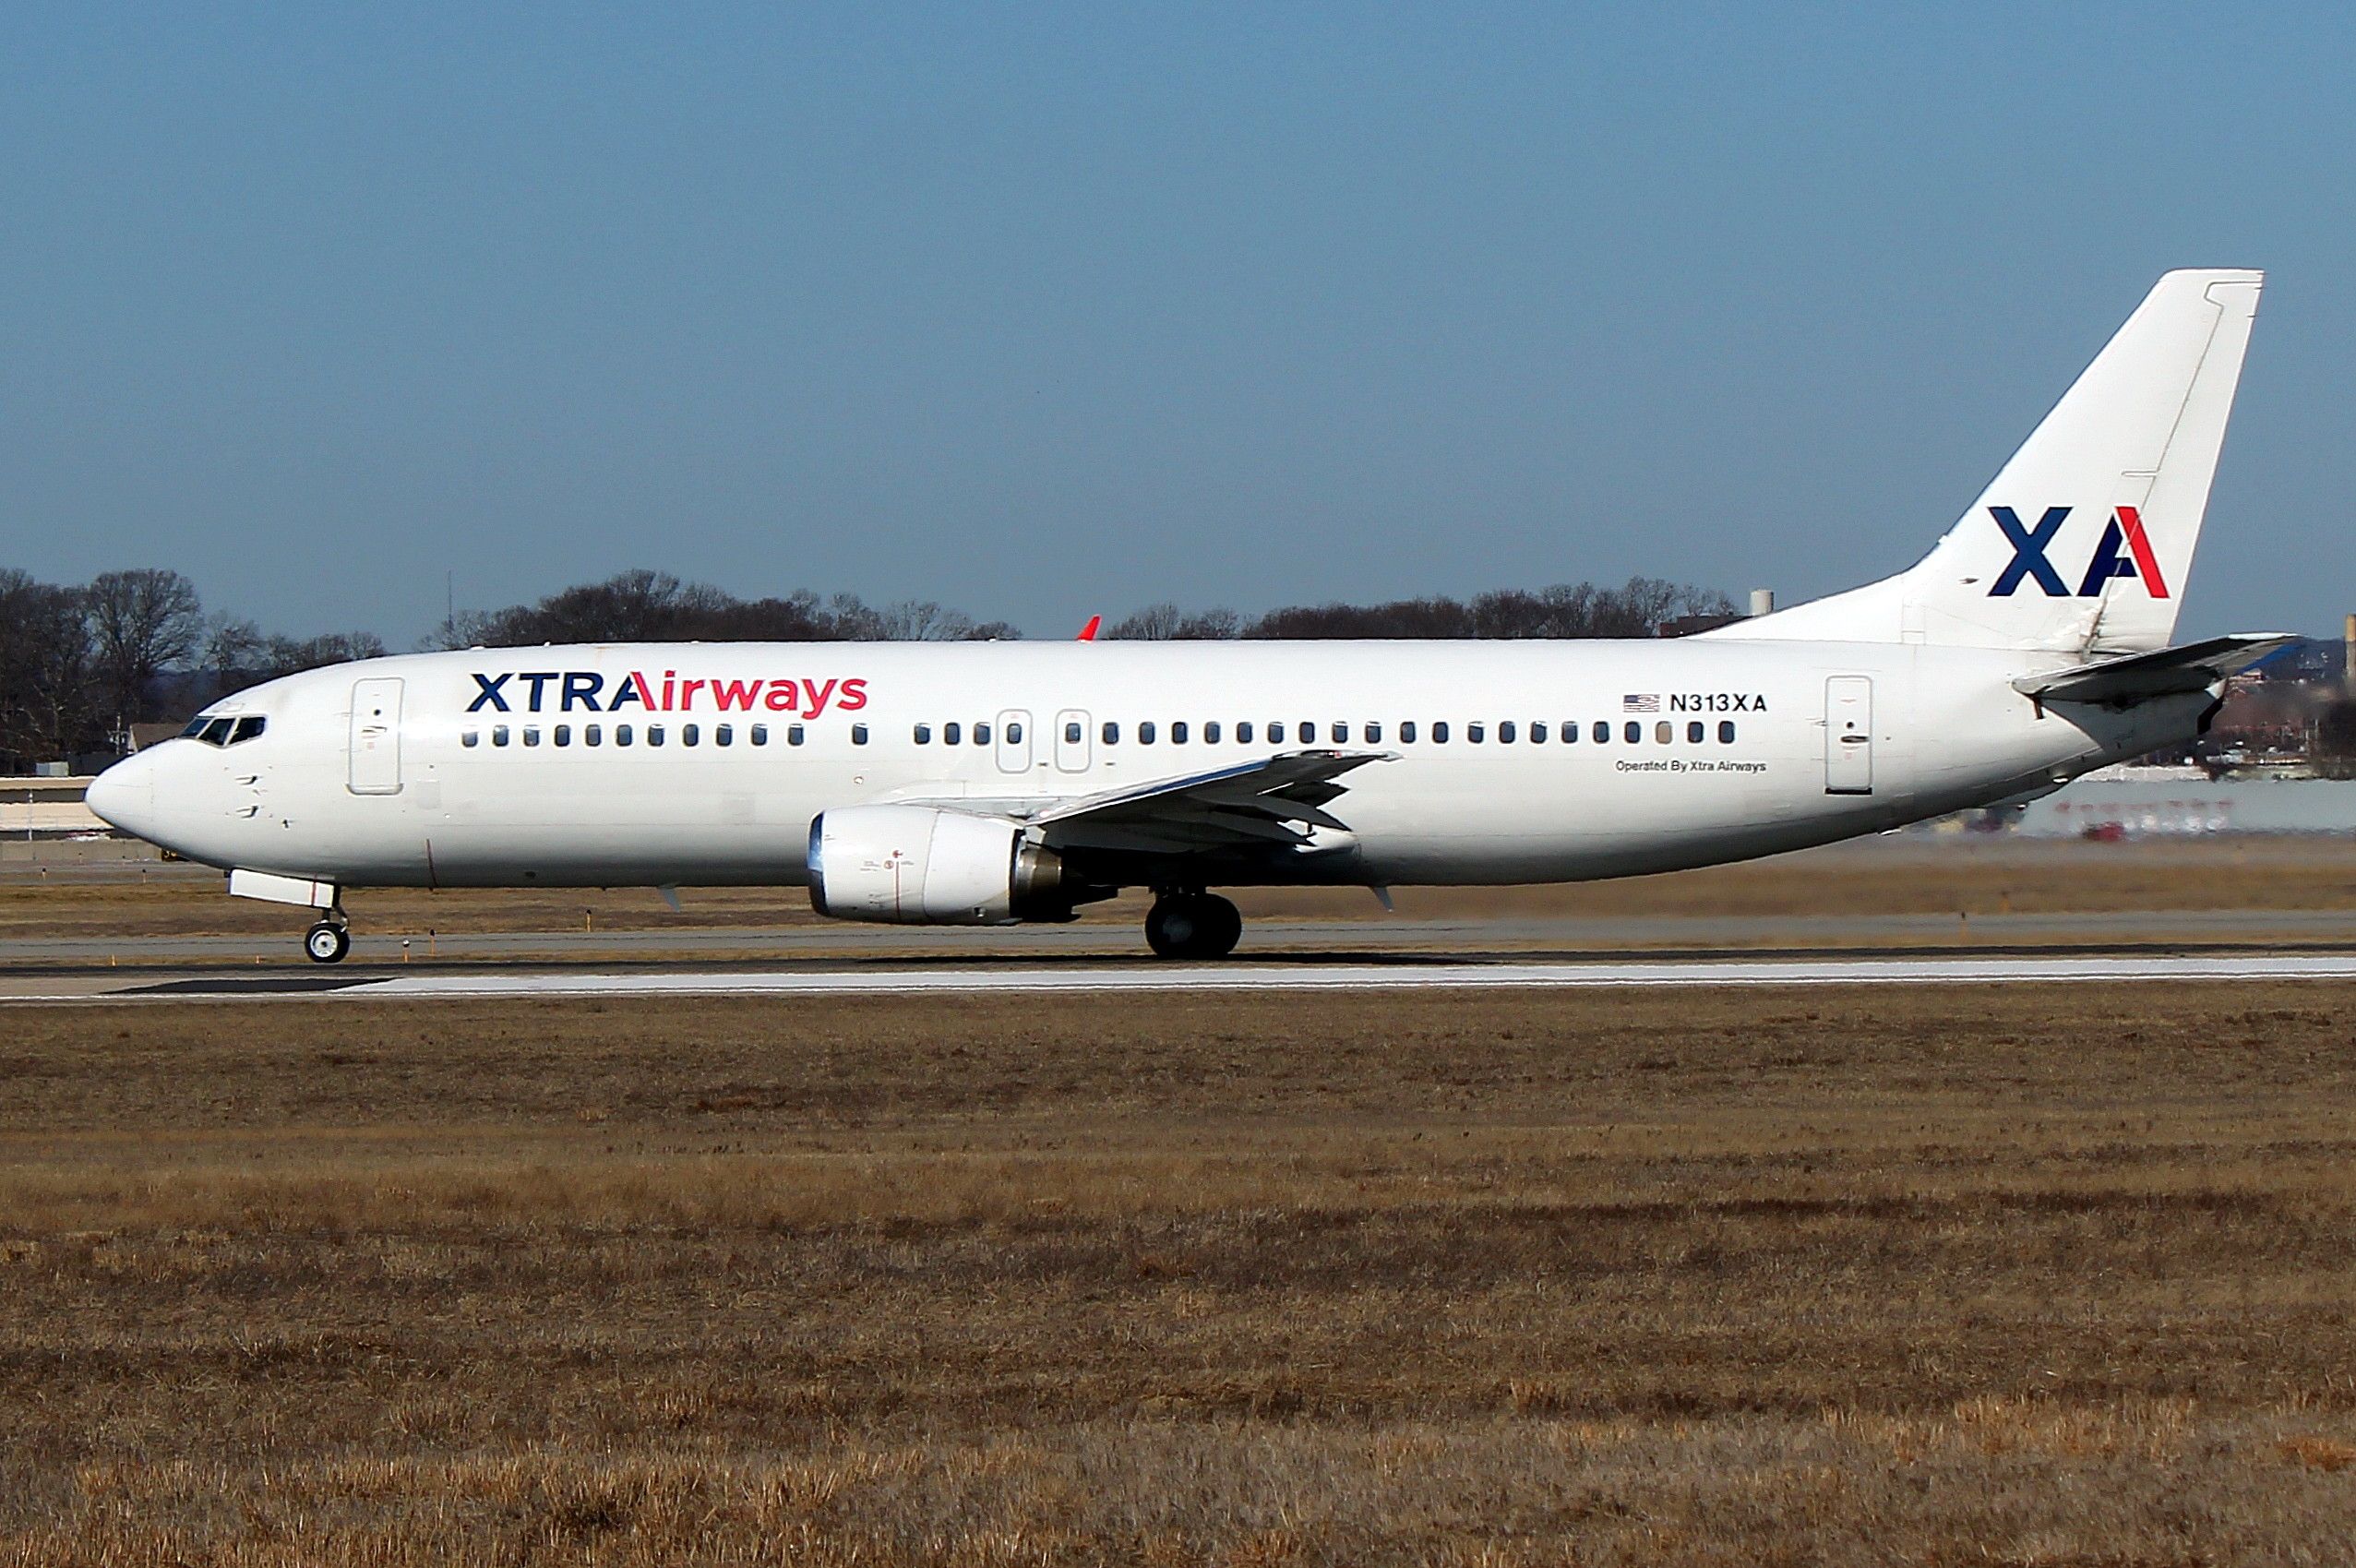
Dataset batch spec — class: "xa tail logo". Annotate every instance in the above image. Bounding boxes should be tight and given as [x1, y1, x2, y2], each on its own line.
[1989, 506, 2170, 599]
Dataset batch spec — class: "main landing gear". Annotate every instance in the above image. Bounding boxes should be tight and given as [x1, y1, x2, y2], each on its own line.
[304, 917, 352, 964]
[1144, 892, 1242, 960]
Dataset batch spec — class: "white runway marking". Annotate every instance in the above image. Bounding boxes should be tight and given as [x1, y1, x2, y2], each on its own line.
[16, 952, 2356, 1004]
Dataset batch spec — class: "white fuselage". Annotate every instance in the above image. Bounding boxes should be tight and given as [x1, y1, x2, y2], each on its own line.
[92, 637, 2203, 892]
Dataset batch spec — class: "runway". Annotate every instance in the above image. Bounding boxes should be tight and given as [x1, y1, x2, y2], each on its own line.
[11, 951, 2356, 1004]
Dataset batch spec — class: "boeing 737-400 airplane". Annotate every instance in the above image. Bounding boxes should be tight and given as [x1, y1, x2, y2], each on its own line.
[90, 269, 2284, 963]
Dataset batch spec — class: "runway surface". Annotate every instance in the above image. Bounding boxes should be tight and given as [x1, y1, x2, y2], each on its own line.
[15, 907, 2356, 966]
[11, 951, 2356, 1004]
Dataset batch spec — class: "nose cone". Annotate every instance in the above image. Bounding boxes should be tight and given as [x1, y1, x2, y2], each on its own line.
[86, 750, 160, 842]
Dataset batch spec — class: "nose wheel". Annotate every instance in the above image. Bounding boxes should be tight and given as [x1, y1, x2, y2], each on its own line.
[1144, 892, 1242, 960]
[304, 920, 352, 964]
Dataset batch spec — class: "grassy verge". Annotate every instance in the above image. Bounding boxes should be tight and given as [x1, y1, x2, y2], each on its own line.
[2, 987, 2353, 1562]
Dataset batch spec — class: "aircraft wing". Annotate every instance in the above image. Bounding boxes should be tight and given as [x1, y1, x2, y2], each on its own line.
[2014, 633, 2301, 705]
[992, 750, 1393, 856]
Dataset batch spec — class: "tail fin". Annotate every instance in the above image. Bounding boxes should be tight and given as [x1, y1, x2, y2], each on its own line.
[1723, 269, 2263, 652]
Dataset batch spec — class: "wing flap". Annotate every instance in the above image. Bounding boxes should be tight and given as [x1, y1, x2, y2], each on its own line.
[1026, 749, 1392, 856]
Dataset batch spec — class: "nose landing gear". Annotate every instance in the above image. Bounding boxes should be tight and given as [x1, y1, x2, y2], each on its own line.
[304, 918, 352, 964]
[1144, 892, 1243, 960]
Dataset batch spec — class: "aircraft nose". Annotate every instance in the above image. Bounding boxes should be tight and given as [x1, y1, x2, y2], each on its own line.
[86, 750, 160, 841]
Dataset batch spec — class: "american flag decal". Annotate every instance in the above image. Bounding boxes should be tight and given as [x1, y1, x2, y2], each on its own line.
[1621, 693, 1659, 713]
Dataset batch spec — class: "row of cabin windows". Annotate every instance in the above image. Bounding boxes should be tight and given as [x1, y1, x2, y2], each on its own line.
[464, 721, 807, 749]
[909, 720, 1017, 747]
[465, 717, 1742, 751]
[913, 718, 1743, 747]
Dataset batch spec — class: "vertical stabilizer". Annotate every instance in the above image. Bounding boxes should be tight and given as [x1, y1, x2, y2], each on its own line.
[1721, 269, 2262, 652]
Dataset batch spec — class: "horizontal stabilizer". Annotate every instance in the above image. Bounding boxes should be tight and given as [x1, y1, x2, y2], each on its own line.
[2014, 633, 2299, 705]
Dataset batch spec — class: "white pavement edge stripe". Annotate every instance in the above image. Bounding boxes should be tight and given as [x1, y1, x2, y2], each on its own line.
[11, 954, 2356, 1004]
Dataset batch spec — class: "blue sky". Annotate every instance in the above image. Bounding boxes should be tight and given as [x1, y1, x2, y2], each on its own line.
[5, 4, 2351, 641]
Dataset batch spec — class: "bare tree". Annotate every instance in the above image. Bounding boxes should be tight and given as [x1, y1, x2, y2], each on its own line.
[197, 616, 266, 703]
[876, 601, 978, 641]
[85, 569, 203, 724]
[1109, 603, 1243, 640]
[0, 571, 97, 766]
[260, 632, 389, 677]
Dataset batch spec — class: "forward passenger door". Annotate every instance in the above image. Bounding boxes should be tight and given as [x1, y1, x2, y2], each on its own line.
[348, 677, 405, 796]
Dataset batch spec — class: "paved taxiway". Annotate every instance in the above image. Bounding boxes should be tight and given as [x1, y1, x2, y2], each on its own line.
[9, 952, 2356, 1004]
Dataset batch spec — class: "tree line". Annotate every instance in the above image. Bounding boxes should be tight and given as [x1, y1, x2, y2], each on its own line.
[0, 568, 389, 770]
[435, 569, 1736, 648]
[1, 565, 1738, 770]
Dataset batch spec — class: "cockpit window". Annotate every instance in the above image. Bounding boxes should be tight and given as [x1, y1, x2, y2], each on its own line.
[183, 714, 267, 747]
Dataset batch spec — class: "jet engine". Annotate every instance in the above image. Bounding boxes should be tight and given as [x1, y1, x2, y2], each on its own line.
[806, 805, 1100, 924]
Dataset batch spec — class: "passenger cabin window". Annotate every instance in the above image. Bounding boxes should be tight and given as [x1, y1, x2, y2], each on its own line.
[1171, 721, 1189, 744]
[852, 724, 869, 745]
[1332, 722, 1348, 743]
[716, 724, 733, 747]
[647, 724, 665, 748]
[1530, 722, 1547, 743]
[587, 724, 603, 747]
[616, 724, 634, 746]
[1005, 721, 1023, 744]
[1065, 720, 1082, 744]
[683, 724, 700, 746]
[1433, 721, 1451, 743]
[1237, 721, 1254, 743]
[943, 722, 961, 745]
[462, 730, 480, 748]
[974, 722, 991, 745]
[1205, 721, 1222, 743]
[522, 726, 540, 747]
[787, 724, 805, 746]
[1688, 721, 1704, 743]
[493, 725, 510, 747]
[1268, 722, 1285, 743]
[1468, 723, 1486, 744]
[1140, 721, 1156, 745]
[1593, 721, 1609, 744]
[1718, 721, 1736, 743]
[1365, 722, 1381, 743]
[555, 724, 571, 747]
[1400, 721, 1417, 743]
[1624, 721, 1642, 744]
[1102, 721, 1119, 744]
[749, 724, 767, 746]
[914, 724, 932, 745]
[1655, 721, 1671, 744]
[1500, 721, 1516, 744]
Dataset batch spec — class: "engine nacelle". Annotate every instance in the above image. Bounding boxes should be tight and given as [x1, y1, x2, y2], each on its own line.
[807, 805, 1088, 925]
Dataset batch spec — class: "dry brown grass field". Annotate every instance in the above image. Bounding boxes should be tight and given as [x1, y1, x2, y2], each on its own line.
[3, 986, 2355, 1562]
